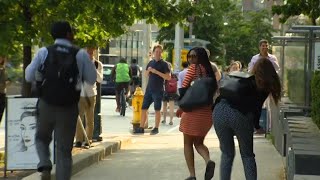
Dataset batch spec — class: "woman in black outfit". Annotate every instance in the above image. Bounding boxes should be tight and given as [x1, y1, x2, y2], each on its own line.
[213, 57, 281, 180]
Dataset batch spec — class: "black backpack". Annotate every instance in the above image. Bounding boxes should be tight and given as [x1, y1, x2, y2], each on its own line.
[37, 44, 80, 106]
[130, 64, 139, 76]
[219, 71, 256, 106]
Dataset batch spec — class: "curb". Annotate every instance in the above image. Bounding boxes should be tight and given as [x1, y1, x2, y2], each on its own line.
[22, 138, 132, 180]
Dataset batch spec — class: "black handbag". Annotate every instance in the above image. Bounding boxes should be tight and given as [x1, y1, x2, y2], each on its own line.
[178, 65, 217, 112]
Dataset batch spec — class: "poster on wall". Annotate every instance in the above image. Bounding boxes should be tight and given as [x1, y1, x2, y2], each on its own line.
[5, 97, 54, 170]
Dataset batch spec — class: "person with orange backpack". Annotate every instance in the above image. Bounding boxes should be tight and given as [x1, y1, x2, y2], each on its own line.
[162, 62, 178, 125]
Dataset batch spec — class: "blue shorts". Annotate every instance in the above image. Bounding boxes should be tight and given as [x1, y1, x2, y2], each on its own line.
[141, 90, 163, 111]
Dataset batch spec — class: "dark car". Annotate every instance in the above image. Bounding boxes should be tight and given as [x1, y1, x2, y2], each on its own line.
[101, 64, 116, 95]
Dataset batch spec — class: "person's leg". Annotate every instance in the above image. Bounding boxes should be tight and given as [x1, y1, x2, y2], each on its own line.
[183, 134, 196, 178]
[54, 104, 78, 180]
[115, 83, 122, 111]
[85, 96, 96, 141]
[213, 103, 236, 180]
[139, 90, 152, 129]
[162, 101, 168, 123]
[0, 93, 5, 124]
[75, 97, 86, 143]
[168, 100, 175, 124]
[193, 136, 210, 164]
[232, 115, 257, 180]
[36, 99, 56, 173]
[153, 91, 163, 129]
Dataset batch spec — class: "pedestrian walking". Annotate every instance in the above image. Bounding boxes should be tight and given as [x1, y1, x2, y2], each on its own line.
[248, 39, 280, 133]
[213, 57, 281, 180]
[133, 44, 171, 135]
[25, 21, 97, 180]
[248, 39, 280, 72]
[74, 47, 103, 147]
[177, 61, 189, 89]
[161, 61, 178, 126]
[176, 47, 217, 180]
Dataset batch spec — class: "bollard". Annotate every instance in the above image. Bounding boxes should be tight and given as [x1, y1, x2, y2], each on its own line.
[131, 87, 144, 129]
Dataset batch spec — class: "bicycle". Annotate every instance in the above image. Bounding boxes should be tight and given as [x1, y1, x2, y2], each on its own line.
[119, 88, 126, 116]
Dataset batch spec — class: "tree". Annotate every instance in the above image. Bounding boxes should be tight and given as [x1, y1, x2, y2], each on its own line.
[272, 0, 320, 25]
[0, 0, 188, 96]
[223, 9, 276, 66]
[156, 0, 276, 67]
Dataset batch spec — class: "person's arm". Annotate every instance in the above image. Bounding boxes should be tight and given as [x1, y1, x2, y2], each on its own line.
[129, 66, 132, 78]
[25, 47, 48, 82]
[145, 61, 152, 77]
[96, 61, 103, 83]
[111, 65, 116, 81]
[271, 55, 280, 73]
[77, 49, 97, 85]
[247, 55, 256, 72]
[149, 68, 171, 80]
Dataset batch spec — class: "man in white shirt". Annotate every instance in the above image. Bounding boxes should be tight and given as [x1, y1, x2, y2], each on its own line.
[248, 39, 280, 73]
[75, 47, 103, 147]
[248, 39, 280, 134]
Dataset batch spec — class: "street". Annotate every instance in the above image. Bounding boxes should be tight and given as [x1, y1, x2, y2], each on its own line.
[72, 96, 284, 180]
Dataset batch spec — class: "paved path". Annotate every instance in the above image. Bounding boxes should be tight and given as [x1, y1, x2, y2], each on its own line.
[72, 133, 284, 180]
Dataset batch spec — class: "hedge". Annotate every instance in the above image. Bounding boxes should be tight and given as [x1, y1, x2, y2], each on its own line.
[311, 71, 320, 128]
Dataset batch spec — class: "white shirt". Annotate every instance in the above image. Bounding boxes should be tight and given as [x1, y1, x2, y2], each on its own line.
[178, 68, 188, 89]
[80, 60, 103, 97]
[248, 53, 280, 73]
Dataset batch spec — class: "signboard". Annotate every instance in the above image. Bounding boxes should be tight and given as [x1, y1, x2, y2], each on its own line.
[315, 42, 320, 70]
[5, 98, 54, 170]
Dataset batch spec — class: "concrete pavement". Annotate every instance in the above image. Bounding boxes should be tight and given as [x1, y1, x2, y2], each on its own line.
[72, 133, 284, 180]
[0, 97, 285, 179]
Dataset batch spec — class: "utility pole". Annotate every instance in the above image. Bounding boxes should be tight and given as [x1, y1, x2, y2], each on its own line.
[141, 20, 151, 92]
[174, 0, 184, 72]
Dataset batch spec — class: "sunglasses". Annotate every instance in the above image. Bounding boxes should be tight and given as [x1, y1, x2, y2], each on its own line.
[187, 54, 197, 58]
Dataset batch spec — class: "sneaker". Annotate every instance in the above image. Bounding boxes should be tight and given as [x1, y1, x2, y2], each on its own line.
[40, 170, 51, 180]
[92, 136, 103, 142]
[133, 127, 144, 134]
[150, 128, 159, 135]
[74, 142, 82, 148]
[161, 120, 166, 124]
[169, 121, 173, 125]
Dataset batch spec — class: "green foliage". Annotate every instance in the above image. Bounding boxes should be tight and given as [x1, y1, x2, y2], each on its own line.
[156, 0, 275, 67]
[272, 0, 320, 25]
[223, 9, 276, 66]
[311, 71, 320, 128]
[287, 69, 305, 104]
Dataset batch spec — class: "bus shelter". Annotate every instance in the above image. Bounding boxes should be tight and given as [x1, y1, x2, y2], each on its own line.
[272, 26, 320, 110]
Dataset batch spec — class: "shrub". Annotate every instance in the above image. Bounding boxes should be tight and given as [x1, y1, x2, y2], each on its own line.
[311, 71, 320, 128]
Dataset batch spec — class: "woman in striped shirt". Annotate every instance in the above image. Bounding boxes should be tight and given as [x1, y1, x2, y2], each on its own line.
[177, 47, 217, 180]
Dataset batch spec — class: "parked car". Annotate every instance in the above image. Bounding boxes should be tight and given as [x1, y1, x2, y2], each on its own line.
[101, 64, 115, 95]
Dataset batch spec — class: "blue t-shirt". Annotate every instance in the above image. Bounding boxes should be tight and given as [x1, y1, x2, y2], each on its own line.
[146, 59, 170, 92]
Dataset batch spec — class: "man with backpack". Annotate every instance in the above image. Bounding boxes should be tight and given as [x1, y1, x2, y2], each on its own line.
[129, 58, 141, 97]
[25, 21, 97, 180]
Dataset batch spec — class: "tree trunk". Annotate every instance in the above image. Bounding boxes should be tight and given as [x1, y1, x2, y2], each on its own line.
[22, 45, 32, 97]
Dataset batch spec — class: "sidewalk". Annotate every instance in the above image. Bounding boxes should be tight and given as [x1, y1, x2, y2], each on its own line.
[0, 111, 285, 180]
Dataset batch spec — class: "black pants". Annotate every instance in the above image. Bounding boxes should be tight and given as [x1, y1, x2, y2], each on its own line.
[0, 93, 6, 124]
[115, 82, 129, 109]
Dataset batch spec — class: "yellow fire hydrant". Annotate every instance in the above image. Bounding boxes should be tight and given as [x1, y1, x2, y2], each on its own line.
[132, 87, 144, 129]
